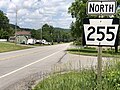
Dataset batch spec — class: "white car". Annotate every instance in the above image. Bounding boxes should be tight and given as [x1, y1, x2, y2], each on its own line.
[36, 40, 40, 44]
[41, 39, 51, 45]
[27, 39, 36, 45]
[44, 42, 51, 45]
[41, 39, 46, 44]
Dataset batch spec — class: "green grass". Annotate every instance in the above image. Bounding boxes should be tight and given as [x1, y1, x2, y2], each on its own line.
[33, 71, 97, 90]
[33, 61, 120, 90]
[67, 47, 120, 58]
[33, 46, 120, 90]
[0, 42, 31, 53]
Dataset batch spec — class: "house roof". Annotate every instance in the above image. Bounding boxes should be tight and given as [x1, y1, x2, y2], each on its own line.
[15, 31, 31, 35]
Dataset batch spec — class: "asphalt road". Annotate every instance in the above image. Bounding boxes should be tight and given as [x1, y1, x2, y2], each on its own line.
[0, 43, 112, 90]
[0, 43, 70, 89]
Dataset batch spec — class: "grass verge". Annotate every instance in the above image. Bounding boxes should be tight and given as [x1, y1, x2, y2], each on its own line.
[33, 61, 120, 90]
[0, 42, 31, 53]
[67, 47, 120, 58]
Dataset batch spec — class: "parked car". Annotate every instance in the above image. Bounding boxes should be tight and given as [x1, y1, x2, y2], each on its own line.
[44, 42, 51, 45]
[36, 40, 40, 44]
[41, 39, 51, 45]
[27, 38, 36, 45]
[41, 39, 46, 44]
[9, 37, 15, 42]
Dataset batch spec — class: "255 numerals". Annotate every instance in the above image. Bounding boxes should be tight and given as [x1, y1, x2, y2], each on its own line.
[87, 26, 115, 41]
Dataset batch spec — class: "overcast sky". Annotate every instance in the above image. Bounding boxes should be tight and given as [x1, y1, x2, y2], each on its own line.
[0, 0, 74, 29]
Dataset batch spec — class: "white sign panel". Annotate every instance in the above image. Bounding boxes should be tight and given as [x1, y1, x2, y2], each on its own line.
[87, 0, 116, 15]
[83, 18, 119, 46]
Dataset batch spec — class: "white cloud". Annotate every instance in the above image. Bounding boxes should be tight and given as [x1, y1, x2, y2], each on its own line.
[0, 0, 9, 8]
[23, 0, 34, 9]
[18, 9, 28, 16]
[0, 0, 74, 29]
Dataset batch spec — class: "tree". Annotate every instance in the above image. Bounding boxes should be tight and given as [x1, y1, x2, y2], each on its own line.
[68, 0, 120, 36]
[31, 29, 41, 39]
[115, 5, 120, 53]
[42, 24, 54, 42]
[68, 0, 120, 51]
[0, 10, 13, 39]
[41, 24, 72, 43]
[70, 22, 75, 38]
[68, 0, 87, 45]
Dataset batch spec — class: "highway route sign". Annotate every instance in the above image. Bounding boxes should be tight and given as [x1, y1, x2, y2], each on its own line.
[83, 18, 119, 46]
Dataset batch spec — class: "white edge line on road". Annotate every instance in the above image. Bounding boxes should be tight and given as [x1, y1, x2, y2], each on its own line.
[0, 45, 68, 79]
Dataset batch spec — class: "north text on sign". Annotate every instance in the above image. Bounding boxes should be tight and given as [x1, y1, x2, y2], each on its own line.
[87, 1, 116, 15]
[89, 3, 114, 13]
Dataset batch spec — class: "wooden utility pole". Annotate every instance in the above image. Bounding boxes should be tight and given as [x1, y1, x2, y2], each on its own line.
[97, 15, 102, 90]
[97, 43, 102, 90]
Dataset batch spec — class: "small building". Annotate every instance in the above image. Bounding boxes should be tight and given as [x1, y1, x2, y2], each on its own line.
[9, 31, 31, 44]
[16, 31, 31, 44]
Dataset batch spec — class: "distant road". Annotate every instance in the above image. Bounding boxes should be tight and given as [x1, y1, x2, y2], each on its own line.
[0, 43, 70, 89]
